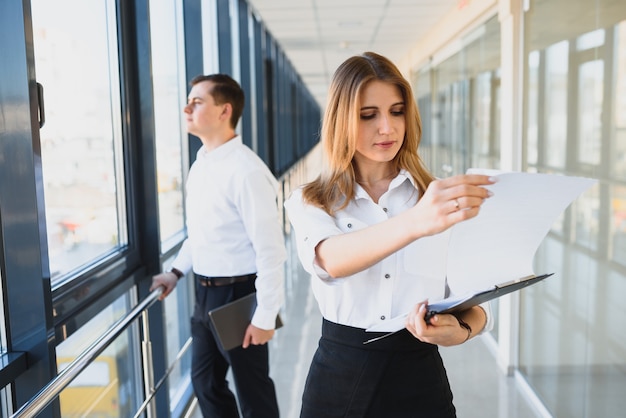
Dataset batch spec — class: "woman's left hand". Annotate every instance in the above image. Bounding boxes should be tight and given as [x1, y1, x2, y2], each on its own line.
[405, 302, 468, 347]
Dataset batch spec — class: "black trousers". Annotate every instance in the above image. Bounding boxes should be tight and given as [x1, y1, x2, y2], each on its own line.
[191, 277, 279, 418]
[300, 319, 456, 418]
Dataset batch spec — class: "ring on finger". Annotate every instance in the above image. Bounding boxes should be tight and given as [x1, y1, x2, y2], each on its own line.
[454, 198, 460, 210]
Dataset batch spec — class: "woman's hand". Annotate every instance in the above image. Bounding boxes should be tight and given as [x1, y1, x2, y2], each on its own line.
[409, 174, 495, 238]
[405, 302, 469, 347]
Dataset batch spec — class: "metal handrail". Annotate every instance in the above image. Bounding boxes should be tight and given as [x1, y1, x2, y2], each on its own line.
[11, 287, 164, 418]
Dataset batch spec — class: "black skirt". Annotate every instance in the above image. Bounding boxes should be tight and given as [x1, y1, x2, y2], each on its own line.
[300, 319, 457, 418]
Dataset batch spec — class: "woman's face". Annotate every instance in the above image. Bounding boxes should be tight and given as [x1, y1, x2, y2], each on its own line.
[354, 80, 405, 167]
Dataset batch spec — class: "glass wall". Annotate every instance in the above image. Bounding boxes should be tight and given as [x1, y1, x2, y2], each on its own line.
[414, 16, 501, 178]
[521, 0, 626, 416]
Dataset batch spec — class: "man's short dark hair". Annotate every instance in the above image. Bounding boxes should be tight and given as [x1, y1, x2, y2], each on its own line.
[190, 74, 244, 129]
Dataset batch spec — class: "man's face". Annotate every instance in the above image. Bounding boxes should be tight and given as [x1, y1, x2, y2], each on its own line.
[183, 81, 226, 137]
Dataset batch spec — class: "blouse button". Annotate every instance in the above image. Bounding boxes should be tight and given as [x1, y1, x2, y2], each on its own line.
[383, 207, 388, 212]
[384, 273, 390, 279]
[380, 315, 386, 320]
[347, 223, 352, 228]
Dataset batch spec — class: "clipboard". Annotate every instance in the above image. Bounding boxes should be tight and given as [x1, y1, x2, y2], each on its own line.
[208, 292, 283, 351]
[364, 273, 553, 344]
[424, 273, 554, 322]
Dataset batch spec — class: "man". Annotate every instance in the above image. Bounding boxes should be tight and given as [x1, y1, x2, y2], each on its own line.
[151, 74, 286, 418]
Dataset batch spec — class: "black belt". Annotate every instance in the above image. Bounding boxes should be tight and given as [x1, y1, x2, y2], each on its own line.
[196, 273, 256, 287]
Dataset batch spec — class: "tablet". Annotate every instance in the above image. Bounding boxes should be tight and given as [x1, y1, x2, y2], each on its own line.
[208, 293, 283, 351]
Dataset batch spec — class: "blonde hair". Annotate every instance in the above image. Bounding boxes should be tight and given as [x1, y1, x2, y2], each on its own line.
[302, 51, 434, 214]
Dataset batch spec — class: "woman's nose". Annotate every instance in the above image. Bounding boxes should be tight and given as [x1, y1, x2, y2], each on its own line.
[378, 115, 391, 133]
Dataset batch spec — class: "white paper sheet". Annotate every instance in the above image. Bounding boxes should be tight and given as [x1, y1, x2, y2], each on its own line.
[366, 170, 596, 333]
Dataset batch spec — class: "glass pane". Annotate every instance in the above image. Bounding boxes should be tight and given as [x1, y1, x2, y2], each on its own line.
[56, 293, 141, 417]
[544, 41, 568, 168]
[471, 71, 493, 168]
[0, 387, 11, 418]
[577, 59, 603, 165]
[31, 0, 126, 282]
[573, 182, 600, 250]
[150, 0, 186, 248]
[526, 50, 540, 166]
[613, 22, 626, 180]
[576, 29, 605, 51]
[161, 255, 194, 412]
[610, 184, 626, 265]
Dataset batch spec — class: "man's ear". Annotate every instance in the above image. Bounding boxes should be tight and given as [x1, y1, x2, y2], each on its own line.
[220, 103, 232, 120]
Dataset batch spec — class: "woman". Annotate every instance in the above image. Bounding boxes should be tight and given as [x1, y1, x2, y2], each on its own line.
[284, 52, 495, 417]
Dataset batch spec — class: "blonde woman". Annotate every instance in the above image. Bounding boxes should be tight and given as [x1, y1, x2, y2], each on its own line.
[285, 52, 494, 417]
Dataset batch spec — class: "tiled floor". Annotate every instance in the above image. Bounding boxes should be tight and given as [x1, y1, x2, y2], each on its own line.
[188, 237, 547, 417]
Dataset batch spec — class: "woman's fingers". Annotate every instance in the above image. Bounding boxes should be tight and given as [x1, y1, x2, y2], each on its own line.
[427, 175, 495, 215]
[406, 301, 428, 337]
[411, 174, 496, 237]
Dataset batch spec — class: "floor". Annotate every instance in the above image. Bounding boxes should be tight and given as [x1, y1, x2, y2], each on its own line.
[188, 236, 547, 418]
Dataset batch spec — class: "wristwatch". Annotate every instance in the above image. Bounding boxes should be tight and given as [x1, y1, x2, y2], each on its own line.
[456, 316, 472, 342]
[169, 268, 184, 280]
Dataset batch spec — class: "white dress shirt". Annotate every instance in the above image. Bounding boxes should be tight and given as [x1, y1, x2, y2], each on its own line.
[285, 169, 492, 331]
[172, 136, 286, 329]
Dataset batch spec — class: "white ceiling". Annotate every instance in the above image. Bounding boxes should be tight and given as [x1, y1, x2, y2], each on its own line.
[246, 0, 459, 107]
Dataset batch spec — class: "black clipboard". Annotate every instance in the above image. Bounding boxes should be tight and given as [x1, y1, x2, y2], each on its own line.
[424, 273, 554, 322]
[208, 292, 283, 351]
[364, 273, 553, 344]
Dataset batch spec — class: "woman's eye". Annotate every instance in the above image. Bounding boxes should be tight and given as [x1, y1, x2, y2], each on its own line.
[391, 109, 405, 116]
[360, 113, 376, 120]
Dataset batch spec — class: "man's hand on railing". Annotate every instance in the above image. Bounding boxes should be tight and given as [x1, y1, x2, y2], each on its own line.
[150, 272, 178, 300]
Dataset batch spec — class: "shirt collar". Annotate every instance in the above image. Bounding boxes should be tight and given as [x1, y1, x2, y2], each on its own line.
[197, 135, 242, 161]
[354, 169, 415, 200]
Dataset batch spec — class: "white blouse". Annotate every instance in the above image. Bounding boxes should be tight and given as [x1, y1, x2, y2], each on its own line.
[285, 170, 492, 332]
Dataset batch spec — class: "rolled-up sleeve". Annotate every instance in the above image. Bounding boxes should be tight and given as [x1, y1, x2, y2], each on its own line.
[284, 189, 342, 281]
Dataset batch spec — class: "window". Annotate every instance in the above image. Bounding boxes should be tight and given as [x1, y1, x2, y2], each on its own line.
[31, 0, 127, 284]
[150, 0, 187, 250]
[56, 292, 142, 417]
[522, 1, 626, 416]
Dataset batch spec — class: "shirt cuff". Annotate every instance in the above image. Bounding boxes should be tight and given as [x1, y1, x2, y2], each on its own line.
[251, 306, 281, 330]
[477, 302, 493, 334]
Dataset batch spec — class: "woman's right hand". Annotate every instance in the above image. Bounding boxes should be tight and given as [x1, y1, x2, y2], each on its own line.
[409, 174, 495, 238]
